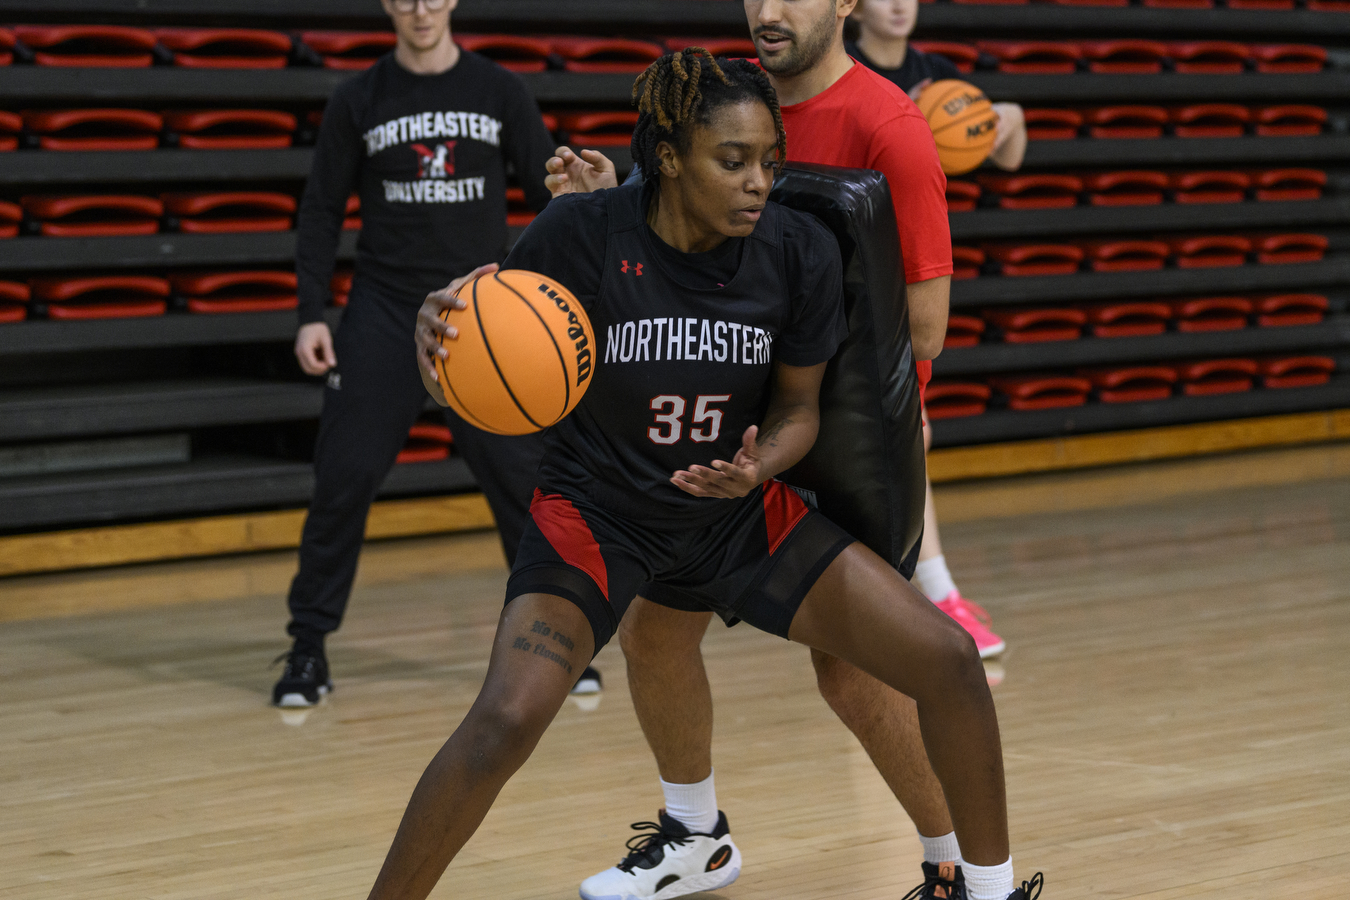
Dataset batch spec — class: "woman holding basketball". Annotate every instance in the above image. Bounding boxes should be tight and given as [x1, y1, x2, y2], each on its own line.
[369, 51, 1033, 900]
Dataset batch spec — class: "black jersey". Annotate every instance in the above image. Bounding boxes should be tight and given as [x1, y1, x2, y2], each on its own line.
[503, 181, 847, 525]
[295, 50, 555, 323]
[846, 41, 962, 93]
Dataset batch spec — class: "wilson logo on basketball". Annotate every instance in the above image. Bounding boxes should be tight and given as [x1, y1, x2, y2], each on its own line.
[621, 260, 643, 276]
[536, 283, 594, 385]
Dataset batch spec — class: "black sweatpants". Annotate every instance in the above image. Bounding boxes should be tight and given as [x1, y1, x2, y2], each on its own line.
[286, 279, 546, 645]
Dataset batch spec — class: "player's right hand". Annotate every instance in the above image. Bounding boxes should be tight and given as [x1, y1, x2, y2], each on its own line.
[294, 321, 337, 376]
[545, 146, 618, 197]
[416, 263, 498, 381]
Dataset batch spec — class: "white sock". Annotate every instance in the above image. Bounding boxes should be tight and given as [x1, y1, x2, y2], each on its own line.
[918, 830, 962, 865]
[914, 554, 959, 603]
[964, 858, 1014, 900]
[660, 771, 719, 834]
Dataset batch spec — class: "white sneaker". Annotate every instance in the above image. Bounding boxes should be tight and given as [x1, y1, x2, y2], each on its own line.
[579, 810, 741, 900]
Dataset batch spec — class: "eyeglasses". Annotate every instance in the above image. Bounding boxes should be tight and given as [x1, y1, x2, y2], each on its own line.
[391, 0, 449, 12]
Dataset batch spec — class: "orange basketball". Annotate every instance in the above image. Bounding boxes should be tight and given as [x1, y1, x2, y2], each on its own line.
[917, 79, 1000, 176]
[434, 269, 595, 435]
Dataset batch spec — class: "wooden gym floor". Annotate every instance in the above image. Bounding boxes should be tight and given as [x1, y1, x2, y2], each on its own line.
[3, 443, 1349, 899]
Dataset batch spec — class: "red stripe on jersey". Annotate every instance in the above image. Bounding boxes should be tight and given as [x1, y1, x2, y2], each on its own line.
[763, 480, 810, 556]
[530, 489, 610, 600]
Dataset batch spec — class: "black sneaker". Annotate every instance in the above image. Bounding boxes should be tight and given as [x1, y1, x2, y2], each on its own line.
[271, 645, 332, 708]
[902, 861, 967, 900]
[1006, 872, 1044, 900]
[571, 665, 602, 695]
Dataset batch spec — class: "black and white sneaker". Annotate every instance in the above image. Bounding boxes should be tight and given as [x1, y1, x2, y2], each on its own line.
[902, 861, 968, 900]
[271, 645, 332, 708]
[1006, 872, 1044, 900]
[579, 810, 741, 900]
[571, 665, 603, 695]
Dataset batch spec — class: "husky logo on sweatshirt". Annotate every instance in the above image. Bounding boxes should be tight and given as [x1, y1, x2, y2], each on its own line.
[413, 141, 456, 179]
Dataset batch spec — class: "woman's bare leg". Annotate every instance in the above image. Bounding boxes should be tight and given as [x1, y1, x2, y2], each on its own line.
[787, 543, 1008, 865]
[366, 593, 595, 900]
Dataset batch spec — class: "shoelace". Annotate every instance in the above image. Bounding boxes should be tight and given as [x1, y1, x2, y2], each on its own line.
[270, 650, 318, 680]
[615, 820, 693, 873]
[1018, 872, 1044, 900]
[900, 869, 965, 900]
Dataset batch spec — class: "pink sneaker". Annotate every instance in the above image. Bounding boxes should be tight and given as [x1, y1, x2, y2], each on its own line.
[935, 592, 1006, 658]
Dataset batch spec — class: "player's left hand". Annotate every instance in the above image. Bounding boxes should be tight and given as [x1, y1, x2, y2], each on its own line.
[671, 426, 764, 499]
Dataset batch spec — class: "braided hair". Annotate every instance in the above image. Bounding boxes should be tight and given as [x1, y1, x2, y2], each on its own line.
[630, 48, 788, 188]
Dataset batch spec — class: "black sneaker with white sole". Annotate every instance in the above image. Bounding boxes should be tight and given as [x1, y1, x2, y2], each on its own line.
[271, 645, 332, 708]
[571, 665, 603, 695]
[1006, 872, 1044, 900]
[902, 861, 967, 900]
[579, 810, 740, 900]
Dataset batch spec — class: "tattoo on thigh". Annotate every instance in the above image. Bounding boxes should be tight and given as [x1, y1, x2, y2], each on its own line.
[510, 620, 576, 674]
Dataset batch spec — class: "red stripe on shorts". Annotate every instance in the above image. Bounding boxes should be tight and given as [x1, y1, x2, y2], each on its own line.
[916, 359, 932, 409]
[762, 480, 810, 556]
[529, 489, 610, 600]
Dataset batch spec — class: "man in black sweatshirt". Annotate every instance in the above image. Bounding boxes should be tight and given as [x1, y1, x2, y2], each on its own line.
[273, 0, 565, 708]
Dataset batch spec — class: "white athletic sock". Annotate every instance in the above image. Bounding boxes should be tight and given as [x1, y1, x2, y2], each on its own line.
[914, 554, 959, 603]
[918, 830, 962, 865]
[964, 858, 1015, 900]
[660, 771, 719, 834]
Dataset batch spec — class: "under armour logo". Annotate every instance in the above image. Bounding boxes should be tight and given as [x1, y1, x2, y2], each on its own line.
[621, 260, 643, 276]
[326, 372, 342, 390]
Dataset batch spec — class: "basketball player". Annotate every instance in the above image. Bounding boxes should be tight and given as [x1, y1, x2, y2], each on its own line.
[382, 51, 1038, 900]
[851, 0, 1028, 653]
[544, 2, 994, 897]
[271, 0, 607, 707]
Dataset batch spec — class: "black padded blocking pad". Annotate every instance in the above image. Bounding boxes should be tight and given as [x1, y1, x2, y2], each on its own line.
[771, 163, 926, 576]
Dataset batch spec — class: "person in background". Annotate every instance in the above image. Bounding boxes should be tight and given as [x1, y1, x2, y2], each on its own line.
[272, 0, 602, 708]
[850, 0, 1027, 654]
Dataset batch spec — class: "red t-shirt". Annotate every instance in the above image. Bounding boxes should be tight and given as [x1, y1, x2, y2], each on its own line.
[779, 61, 948, 396]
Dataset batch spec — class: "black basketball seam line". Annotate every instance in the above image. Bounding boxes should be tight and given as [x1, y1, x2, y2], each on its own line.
[488, 270, 571, 425]
[477, 272, 548, 430]
[441, 280, 507, 434]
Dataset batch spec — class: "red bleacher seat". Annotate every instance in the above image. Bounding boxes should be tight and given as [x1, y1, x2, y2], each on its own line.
[398, 421, 454, 464]
[977, 41, 1080, 74]
[943, 314, 986, 348]
[1082, 239, 1171, 272]
[1250, 44, 1327, 73]
[945, 180, 981, 213]
[910, 41, 980, 73]
[952, 0, 1028, 6]
[344, 195, 361, 231]
[1171, 171, 1250, 204]
[1168, 235, 1252, 267]
[30, 275, 170, 319]
[170, 270, 298, 313]
[560, 111, 638, 146]
[0, 200, 20, 238]
[1251, 233, 1327, 264]
[155, 28, 291, 68]
[0, 280, 27, 323]
[1253, 105, 1326, 137]
[1083, 301, 1172, 337]
[1228, 0, 1293, 8]
[21, 194, 162, 237]
[505, 187, 535, 227]
[1087, 106, 1167, 139]
[1049, 0, 1127, 7]
[1080, 40, 1168, 73]
[23, 109, 162, 151]
[1307, 0, 1350, 10]
[1170, 297, 1253, 331]
[457, 34, 553, 72]
[664, 37, 759, 58]
[1170, 41, 1249, 73]
[1172, 105, 1250, 138]
[164, 109, 296, 149]
[552, 37, 662, 73]
[924, 382, 992, 419]
[1259, 356, 1335, 388]
[1080, 365, 1178, 402]
[0, 110, 19, 151]
[984, 243, 1084, 276]
[0, 28, 14, 66]
[1023, 109, 1081, 141]
[1176, 358, 1259, 395]
[1253, 168, 1325, 201]
[14, 25, 158, 67]
[977, 174, 1082, 209]
[331, 269, 353, 307]
[1083, 171, 1167, 206]
[161, 192, 296, 233]
[985, 307, 1087, 342]
[1254, 293, 1328, 327]
[951, 246, 985, 280]
[301, 31, 396, 70]
[989, 375, 1092, 410]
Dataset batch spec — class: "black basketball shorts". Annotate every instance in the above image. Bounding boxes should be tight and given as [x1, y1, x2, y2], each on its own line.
[505, 481, 857, 653]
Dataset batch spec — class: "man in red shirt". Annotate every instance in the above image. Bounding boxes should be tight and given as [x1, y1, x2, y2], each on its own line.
[546, 4, 1026, 899]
